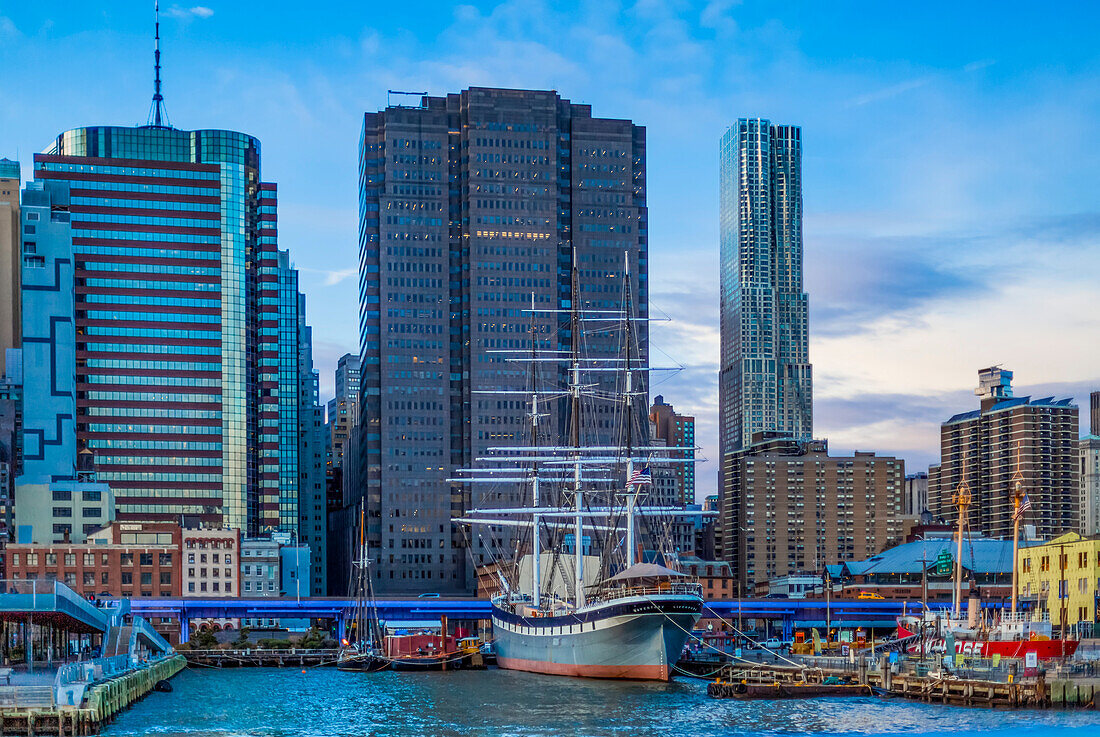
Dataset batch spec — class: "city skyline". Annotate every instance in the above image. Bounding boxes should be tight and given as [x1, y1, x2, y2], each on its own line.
[2, 3, 1099, 496]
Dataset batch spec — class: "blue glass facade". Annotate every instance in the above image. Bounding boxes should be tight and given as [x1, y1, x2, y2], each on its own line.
[22, 125, 321, 549]
[719, 119, 812, 456]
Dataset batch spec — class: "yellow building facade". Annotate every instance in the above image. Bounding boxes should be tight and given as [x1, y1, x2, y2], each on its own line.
[1018, 532, 1100, 631]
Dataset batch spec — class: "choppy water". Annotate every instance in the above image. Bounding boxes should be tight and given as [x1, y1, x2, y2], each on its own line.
[104, 668, 1100, 737]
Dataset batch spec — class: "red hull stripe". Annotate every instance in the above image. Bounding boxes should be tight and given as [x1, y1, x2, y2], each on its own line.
[497, 657, 669, 681]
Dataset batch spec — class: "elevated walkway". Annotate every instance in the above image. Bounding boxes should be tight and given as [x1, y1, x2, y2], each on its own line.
[0, 581, 108, 634]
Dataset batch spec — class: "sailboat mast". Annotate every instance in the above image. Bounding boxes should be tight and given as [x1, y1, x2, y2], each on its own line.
[952, 485, 970, 619]
[622, 250, 636, 568]
[529, 293, 542, 609]
[570, 246, 585, 607]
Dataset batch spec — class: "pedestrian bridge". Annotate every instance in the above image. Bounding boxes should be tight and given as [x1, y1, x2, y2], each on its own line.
[125, 595, 955, 642]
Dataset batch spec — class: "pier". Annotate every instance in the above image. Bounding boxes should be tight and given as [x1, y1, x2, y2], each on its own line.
[702, 655, 1100, 709]
[0, 582, 183, 734]
[181, 648, 340, 668]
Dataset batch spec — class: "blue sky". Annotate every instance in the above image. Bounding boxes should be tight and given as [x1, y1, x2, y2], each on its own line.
[2, 1, 1099, 497]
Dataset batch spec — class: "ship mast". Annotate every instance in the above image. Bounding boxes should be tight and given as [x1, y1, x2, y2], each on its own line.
[528, 293, 542, 609]
[570, 244, 585, 608]
[1010, 442, 1024, 616]
[952, 482, 971, 619]
[622, 250, 637, 568]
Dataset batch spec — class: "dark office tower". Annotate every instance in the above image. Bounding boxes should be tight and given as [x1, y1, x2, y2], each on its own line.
[719, 119, 811, 458]
[27, 126, 306, 536]
[1091, 390, 1099, 437]
[358, 87, 647, 593]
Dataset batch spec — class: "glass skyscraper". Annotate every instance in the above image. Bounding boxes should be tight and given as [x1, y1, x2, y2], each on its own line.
[355, 87, 648, 593]
[26, 125, 320, 541]
[719, 119, 812, 458]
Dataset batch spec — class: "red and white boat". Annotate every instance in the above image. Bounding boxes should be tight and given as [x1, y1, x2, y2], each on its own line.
[898, 611, 1078, 661]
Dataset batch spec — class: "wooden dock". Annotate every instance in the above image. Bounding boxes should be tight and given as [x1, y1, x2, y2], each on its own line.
[701, 658, 1100, 709]
[0, 655, 186, 735]
[181, 648, 339, 668]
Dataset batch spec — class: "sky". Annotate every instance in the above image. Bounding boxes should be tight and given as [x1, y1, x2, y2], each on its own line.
[2, 1, 1099, 498]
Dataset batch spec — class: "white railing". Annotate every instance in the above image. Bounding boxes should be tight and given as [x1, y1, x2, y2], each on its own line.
[592, 582, 703, 604]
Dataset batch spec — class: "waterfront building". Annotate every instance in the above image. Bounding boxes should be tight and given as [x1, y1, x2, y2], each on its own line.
[903, 472, 929, 517]
[7, 520, 182, 599]
[16, 179, 112, 543]
[1079, 436, 1100, 536]
[1018, 532, 1100, 636]
[648, 395, 696, 505]
[826, 533, 1016, 603]
[181, 527, 239, 597]
[720, 433, 904, 589]
[241, 536, 280, 596]
[927, 367, 1078, 539]
[356, 87, 648, 593]
[675, 555, 735, 601]
[0, 159, 19, 377]
[765, 572, 823, 599]
[718, 119, 811, 462]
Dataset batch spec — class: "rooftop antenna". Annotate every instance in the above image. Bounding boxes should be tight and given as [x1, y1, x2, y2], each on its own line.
[147, 1, 170, 128]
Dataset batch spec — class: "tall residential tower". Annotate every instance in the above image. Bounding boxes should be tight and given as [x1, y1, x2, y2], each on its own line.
[719, 119, 811, 458]
[356, 87, 648, 593]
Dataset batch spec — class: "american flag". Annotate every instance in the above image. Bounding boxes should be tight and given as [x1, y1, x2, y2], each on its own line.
[1014, 493, 1032, 522]
[627, 466, 652, 486]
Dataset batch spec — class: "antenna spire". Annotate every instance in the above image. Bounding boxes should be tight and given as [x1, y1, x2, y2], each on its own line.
[148, 1, 170, 127]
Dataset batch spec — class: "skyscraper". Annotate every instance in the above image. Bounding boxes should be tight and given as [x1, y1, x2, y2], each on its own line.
[357, 87, 647, 593]
[0, 158, 19, 377]
[928, 367, 1079, 539]
[648, 395, 696, 505]
[719, 119, 811, 458]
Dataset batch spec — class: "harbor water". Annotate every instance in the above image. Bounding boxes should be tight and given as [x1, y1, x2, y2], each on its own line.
[104, 668, 1100, 737]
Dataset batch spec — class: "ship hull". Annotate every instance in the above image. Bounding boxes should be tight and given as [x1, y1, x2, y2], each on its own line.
[492, 594, 701, 681]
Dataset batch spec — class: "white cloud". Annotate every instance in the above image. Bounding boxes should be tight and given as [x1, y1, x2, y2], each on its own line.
[166, 6, 214, 20]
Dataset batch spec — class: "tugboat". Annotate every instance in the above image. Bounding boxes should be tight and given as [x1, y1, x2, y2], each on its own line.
[337, 507, 389, 672]
[386, 617, 486, 671]
[453, 254, 705, 681]
[898, 476, 1078, 661]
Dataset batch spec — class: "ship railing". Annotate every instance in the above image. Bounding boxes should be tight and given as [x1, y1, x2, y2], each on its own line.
[591, 582, 703, 604]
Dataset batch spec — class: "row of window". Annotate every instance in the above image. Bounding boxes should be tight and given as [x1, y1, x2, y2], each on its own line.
[14, 551, 172, 566]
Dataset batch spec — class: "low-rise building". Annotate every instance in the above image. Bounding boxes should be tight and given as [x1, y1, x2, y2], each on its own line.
[7, 521, 181, 599]
[1018, 532, 1100, 636]
[766, 573, 823, 599]
[825, 534, 1017, 602]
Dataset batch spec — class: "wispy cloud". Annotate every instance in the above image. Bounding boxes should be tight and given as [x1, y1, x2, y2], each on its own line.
[165, 6, 214, 20]
[297, 267, 356, 287]
[846, 75, 935, 107]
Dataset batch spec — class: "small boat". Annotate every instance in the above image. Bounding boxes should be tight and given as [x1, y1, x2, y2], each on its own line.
[385, 619, 486, 671]
[337, 506, 390, 673]
[708, 679, 876, 699]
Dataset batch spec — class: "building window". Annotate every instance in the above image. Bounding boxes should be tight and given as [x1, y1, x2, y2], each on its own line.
[188, 582, 195, 593]
[160, 553, 172, 565]
[141, 573, 152, 586]
[53, 524, 71, 536]
[83, 572, 94, 586]
[140, 553, 153, 566]
[82, 507, 100, 518]
[45, 553, 56, 566]
[200, 582, 207, 592]
[213, 582, 220, 592]
[101, 572, 109, 584]
[64, 553, 75, 566]
[83, 524, 100, 535]
[121, 572, 133, 585]
[52, 507, 72, 518]
[51, 490, 71, 501]
[160, 572, 171, 585]
[83, 553, 95, 566]
[82, 490, 101, 502]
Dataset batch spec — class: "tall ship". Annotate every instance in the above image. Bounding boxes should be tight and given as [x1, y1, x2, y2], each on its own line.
[898, 471, 1078, 661]
[454, 255, 704, 681]
[337, 507, 389, 672]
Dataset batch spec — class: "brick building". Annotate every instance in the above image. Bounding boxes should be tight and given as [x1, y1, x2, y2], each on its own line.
[7, 521, 181, 599]
[720, 433, 903, 589]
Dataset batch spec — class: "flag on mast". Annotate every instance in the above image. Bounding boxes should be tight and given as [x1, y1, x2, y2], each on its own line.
[1014, 493, 1032, 522]
[627, 466, 652, 486]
